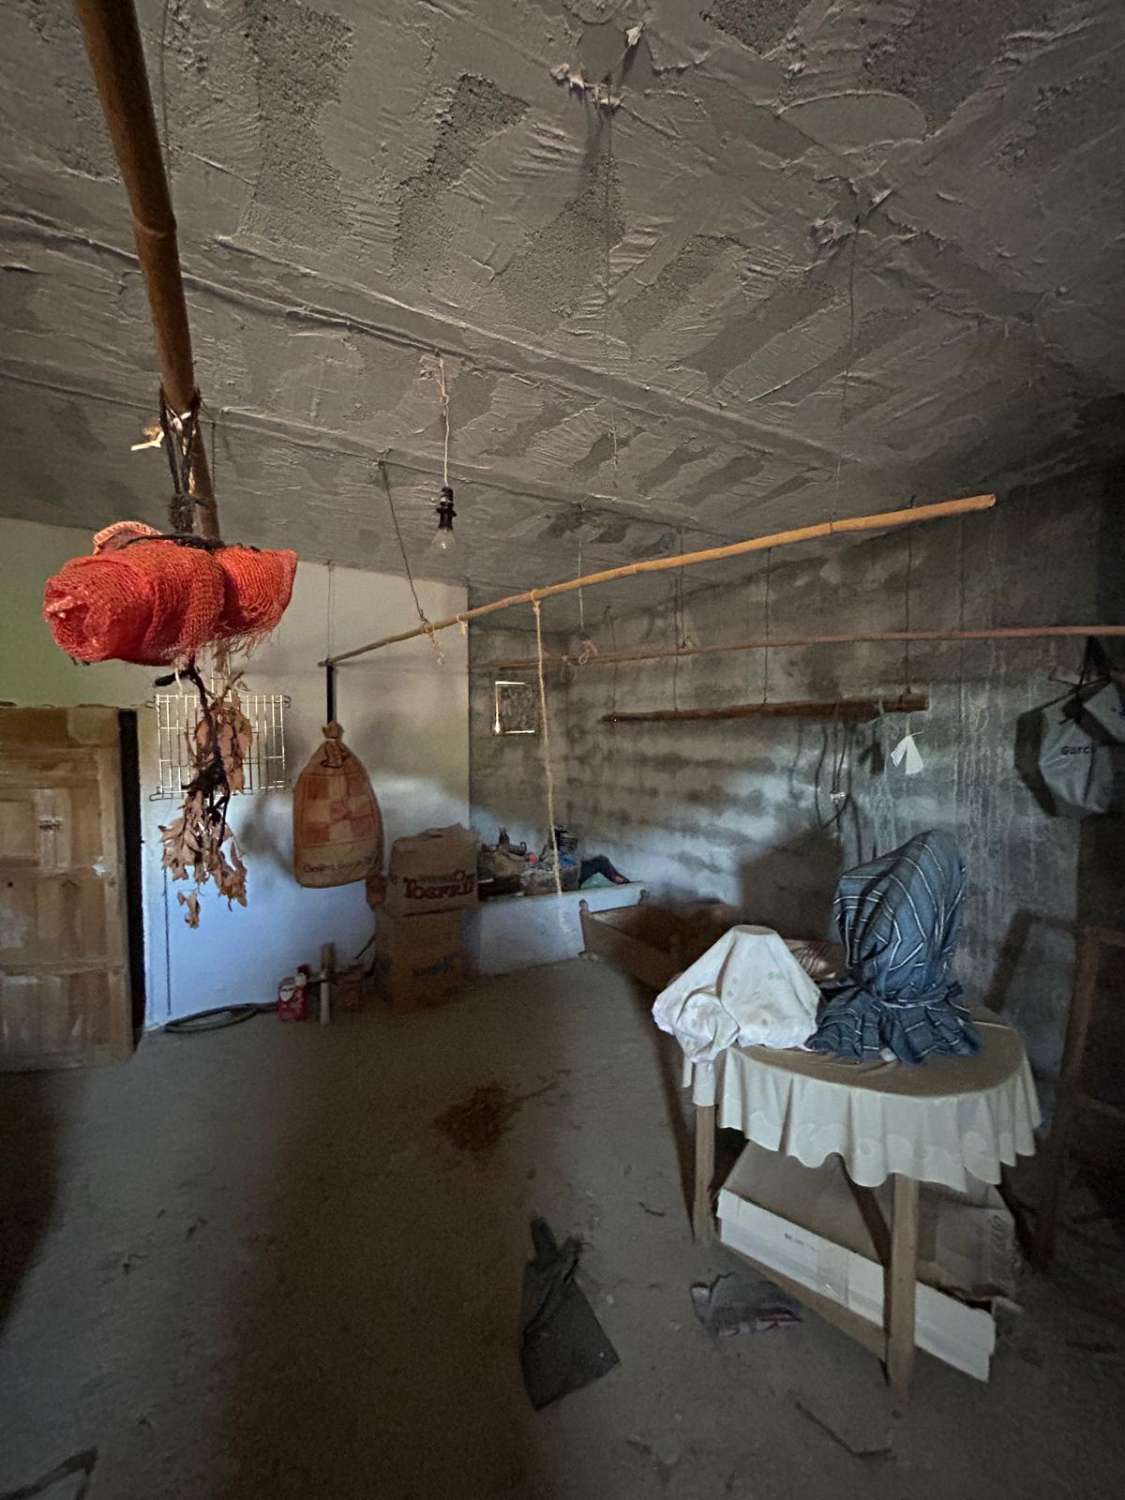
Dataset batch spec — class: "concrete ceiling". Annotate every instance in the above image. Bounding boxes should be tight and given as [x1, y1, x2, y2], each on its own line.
[2, 0, 1123, 635]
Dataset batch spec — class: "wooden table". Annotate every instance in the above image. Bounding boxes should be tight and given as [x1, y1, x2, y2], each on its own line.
[688, 1022, 1039, 1399]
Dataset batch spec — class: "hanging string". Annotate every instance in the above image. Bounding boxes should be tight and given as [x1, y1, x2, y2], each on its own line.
[376, 460, 443, 665]
[158, 388, 201, 534]
[605, 605, 619, 721]
[198, 397, 224, 497]
[957, 511, 968, 784]
[577, 514, 585, 635]
[831, 214, 861, 530]
[898, 494, 919, 750]
[671, 527, 687, 709]
[532, 599, 564, 901]
[601, 88, 620, 481]
[436, 355, 451, 490]
[745, 561, 754, 700]
[761, 547, 773, 703]
[159, 0, 174, 184]
[902, 496, 916, 696]
[324, 561, 337, 723]
[325, 559, 335, 664]
[675, 573, 684, 714]
[675, 526, 686, 646]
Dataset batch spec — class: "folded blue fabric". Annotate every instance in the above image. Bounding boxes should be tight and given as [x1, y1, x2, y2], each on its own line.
[807, 829, 982, 1065]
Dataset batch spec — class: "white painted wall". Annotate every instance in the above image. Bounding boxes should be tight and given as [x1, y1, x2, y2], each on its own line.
[0, 518, 469, 1021]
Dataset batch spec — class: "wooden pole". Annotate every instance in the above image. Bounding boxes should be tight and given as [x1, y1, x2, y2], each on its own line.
[482, 623, 1125, 674]
[73, 0, 219, 539]
[319, 941, 335, 1027]
[602, 694, 928, 725]
[887, 1174, 920, 1403]
[321, 492, 996, 666]
[693, 1104, 716, 1244]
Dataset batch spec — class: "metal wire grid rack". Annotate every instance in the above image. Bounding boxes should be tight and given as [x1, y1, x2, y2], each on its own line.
[150, 686, 290, 800]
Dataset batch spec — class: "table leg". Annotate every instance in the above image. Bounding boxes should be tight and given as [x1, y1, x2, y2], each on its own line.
[693, 1103, 716, 1243]
[887, 1173, 920, 1402]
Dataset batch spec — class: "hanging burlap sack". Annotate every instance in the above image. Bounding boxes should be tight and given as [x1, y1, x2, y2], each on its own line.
[293, 722, 383, 888]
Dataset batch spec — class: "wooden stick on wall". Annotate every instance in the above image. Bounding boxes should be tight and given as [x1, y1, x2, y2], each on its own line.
[74, 0, 219, 539]
[602, 694, 929, 725]
[322, 492, 996, 665]
[481, 624, 1125, 674]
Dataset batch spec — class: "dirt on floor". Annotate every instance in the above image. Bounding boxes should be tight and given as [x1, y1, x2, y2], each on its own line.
[1, 959, 1124, 1499]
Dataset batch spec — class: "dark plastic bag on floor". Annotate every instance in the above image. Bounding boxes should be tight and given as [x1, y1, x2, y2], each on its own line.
[519, 1217, 619, 1409]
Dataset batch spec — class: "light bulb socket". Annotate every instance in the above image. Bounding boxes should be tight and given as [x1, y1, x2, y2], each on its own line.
[435, 487, 456, 530]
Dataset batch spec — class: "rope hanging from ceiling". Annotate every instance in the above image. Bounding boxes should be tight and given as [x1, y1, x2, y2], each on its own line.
[532, 599, 564, 901]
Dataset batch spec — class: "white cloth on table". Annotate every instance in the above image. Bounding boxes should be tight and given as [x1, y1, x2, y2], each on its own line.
[652, 925, 821, 1065]
[685, 1020, 1040, 1191]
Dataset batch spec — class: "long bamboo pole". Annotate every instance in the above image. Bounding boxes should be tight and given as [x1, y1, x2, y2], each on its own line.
[322, 492, 996, 665]
[74, 0, 219, 539]
[481, 623, 1125, 674]
[603, 693, 929, 725]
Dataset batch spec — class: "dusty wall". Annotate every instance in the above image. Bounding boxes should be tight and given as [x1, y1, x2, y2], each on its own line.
[0, 518, 469, 1021]
[469, 622, 570, 854]
[470, 475, 1123, 1083]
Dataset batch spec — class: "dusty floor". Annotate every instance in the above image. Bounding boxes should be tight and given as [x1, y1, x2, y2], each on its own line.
[2, 958, 1124, 1500]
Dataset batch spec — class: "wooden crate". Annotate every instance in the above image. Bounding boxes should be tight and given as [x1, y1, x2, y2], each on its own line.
[579, 893, 741, 989]
[579, 893, 844, 989]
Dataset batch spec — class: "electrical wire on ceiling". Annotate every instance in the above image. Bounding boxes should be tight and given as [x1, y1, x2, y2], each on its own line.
[437, 355, 451, 492]
[761, 548, 773, 705]
[377, 459, 443, 665]
[600, 70, 620, 482]
[831, 212, 862, 528]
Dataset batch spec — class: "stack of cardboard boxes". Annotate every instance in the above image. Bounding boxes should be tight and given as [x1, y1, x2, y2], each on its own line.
[373, 825, 477, 1012]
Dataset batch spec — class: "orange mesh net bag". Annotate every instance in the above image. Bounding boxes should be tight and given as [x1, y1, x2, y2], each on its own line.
[43, 521, 297, 666]
[216, 545, 298, 640]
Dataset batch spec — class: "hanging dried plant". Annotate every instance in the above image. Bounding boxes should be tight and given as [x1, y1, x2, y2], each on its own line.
[160, 665, 251, 926]
[191, 685, 252, 792]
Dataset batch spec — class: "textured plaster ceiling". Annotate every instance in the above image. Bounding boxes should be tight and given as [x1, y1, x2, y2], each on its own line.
[1, 0, 1123, 633]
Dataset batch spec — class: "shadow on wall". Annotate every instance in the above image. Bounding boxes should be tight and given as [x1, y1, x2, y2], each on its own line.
[228, 792, 293, 874]
[1014, 697, 1065, 818]
[736, 828, 845, 940]
[983, 908, 1075, 1023]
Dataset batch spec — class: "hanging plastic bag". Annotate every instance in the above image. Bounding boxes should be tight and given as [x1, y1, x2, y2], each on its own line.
[1035, 639, 1125, 818]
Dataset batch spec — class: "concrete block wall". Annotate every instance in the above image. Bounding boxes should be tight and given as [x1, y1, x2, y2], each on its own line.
[469, 470, 1124, 1084]
[468, 623, 570, 854]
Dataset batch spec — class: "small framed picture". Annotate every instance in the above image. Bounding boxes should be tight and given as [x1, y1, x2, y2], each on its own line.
[494, 679, 538, 735]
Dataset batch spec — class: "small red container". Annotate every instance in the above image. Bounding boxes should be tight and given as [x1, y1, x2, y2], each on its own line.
[277, 966, 311, 1021]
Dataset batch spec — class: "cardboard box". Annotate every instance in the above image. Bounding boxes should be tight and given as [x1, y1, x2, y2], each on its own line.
[373, 909, 465, 1013]
[385, 824, 478, 916]
[717, 1143, 1014, 1382]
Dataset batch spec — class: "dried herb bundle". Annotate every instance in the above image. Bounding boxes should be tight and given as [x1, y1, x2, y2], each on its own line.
[160, 667, 251, 927]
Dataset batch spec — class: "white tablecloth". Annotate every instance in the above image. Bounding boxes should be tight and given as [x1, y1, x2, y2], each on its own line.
[686, 1020, 1040, 1191]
